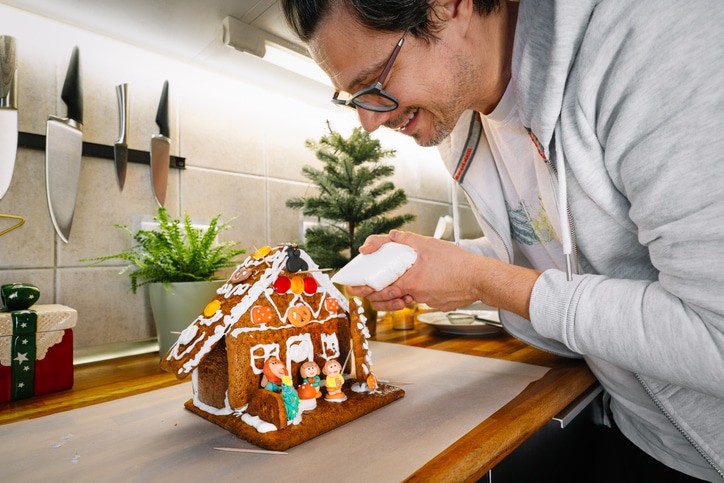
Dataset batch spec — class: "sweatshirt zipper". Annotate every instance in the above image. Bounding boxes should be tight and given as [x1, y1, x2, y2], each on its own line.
[634, 373, 724, 479]
[543, 156, 579, 278]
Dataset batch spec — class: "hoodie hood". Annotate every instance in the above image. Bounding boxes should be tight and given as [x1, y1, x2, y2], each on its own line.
[512, 0, 597, 154]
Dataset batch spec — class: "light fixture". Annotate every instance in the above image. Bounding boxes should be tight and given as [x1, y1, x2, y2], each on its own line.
[263, 43, 330, 86]
[222, 16, 266, 57]
[222, 16, 330, 86]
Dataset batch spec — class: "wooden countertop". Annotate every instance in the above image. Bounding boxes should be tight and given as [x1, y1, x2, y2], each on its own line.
[0, 317, 596, 482]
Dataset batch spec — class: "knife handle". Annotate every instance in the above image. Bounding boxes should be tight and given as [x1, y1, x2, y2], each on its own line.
[155, 80, 169, 138]
[0, 36, 17, 107]
[61, 46, 83, 125]
[116, 83, 128, 142]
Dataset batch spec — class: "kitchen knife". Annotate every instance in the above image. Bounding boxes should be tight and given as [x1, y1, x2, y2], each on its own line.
[0, 36, 18, 200]
[150, 80, 170, 207]
[45, 46, 83, 243]
[114, 83, 128, 190]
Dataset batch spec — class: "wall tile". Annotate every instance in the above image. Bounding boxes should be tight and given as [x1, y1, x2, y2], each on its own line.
[180, 167, 266, 253]
[0, 149, 55, 268]
[267, 179, 318, 246]
[179, 70, 266, 175]
[58, 266, 155, 347]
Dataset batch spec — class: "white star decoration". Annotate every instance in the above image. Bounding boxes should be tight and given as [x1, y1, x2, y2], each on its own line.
[14, 352, 29, 364]
[21, 338, 29, 345]
[18, 382, 25, 388]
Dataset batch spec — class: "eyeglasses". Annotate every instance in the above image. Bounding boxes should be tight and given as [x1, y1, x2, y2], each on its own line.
[331, 30, 409, 112]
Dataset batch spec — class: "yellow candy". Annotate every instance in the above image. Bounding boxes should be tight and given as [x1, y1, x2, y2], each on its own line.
[252, 246, 271, 259]
[203, 299, 221, 317]
[290, 276, 304, 294]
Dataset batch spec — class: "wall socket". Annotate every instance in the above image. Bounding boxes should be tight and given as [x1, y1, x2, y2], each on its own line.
[130, 213, 218, 244]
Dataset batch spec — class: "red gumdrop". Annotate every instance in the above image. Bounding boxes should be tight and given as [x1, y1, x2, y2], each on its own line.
[303, 277, 318, 295]
[274, 276, 291, 293]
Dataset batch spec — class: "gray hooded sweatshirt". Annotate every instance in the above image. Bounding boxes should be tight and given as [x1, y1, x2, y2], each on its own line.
[438, 0, 724, 480]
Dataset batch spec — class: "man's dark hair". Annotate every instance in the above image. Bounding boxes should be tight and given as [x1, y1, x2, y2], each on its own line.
[281, 0, 501, 43]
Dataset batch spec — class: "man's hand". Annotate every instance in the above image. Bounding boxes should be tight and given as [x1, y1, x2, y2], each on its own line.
[345, 230, 541, 320]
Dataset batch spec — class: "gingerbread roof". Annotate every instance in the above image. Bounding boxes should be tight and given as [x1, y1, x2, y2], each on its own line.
[161, 245, 350, 378]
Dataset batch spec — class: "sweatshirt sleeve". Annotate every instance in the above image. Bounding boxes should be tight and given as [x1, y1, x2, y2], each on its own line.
[529, 1, 724, 399]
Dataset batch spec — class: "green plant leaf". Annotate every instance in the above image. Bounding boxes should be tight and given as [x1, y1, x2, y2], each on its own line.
[80, 207, 246, 293]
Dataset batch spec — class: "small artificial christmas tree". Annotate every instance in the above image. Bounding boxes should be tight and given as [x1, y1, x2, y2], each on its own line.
[286, 122, 415, 270]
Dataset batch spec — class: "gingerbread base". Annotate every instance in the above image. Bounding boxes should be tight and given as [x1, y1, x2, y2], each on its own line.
[184, 381, 405, 451]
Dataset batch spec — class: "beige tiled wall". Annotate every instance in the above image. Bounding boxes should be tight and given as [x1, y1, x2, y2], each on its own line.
[0, 5, 482, 354]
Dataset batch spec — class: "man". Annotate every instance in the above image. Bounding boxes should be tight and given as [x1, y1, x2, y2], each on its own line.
[281, 1, 724, 481]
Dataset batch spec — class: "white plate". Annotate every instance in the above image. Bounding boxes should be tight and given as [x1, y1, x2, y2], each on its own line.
[416, 311, 502, 336]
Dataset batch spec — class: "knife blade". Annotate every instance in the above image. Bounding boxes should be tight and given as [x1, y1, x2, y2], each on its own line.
[46, 46, 83, 243]
[0, 35, 18, 200]
[114, 83, 128, 190]
[150, 80, 170, 206]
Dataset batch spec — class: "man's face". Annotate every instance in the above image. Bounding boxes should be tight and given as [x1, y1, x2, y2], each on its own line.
[309, 13, 477, 147]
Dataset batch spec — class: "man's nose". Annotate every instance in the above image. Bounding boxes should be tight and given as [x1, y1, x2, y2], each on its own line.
[356, 108, 392, 133]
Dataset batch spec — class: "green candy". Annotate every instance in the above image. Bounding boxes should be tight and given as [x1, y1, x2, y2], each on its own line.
[1, 283, 40, 311]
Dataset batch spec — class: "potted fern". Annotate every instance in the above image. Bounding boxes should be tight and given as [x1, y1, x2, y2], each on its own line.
[82, 207, 245, 355]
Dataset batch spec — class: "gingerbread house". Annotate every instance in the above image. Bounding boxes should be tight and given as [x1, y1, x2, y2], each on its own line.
[160, 244, 404, 450]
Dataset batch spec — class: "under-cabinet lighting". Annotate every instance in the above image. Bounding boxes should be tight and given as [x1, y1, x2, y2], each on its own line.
[222, 16, 330, 87]
[263, 42, 331, 86]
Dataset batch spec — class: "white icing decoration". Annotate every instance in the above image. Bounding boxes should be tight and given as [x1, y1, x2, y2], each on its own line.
[241, 413, 277, 433]
[320, 332, 340, 361]
[249, 343, 280, 375]
[177, 324, 199, 346]
[350, 382, 369, 393]
[285, 334, 314, 375]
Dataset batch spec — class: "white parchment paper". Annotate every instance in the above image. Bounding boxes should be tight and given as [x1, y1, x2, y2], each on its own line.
[0, 342, 549, 482]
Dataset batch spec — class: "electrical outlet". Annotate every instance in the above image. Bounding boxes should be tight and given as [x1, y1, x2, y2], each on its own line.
[130, 213, 218, 244]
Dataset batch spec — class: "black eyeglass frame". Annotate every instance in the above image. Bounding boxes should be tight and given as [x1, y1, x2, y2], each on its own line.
[331, 29, 409, 112]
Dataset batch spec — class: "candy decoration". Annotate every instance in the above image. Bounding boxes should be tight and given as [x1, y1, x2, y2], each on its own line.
[285, 246, 308, 273]
[366, 372, 379, 392]
[288, 305, 312, 327]
[251, 305, 273, 325]
[281, 375, 300, 422]
[325, 297, 339, 313]
[290, 276, 304, 295]
[273, 276, 291, 294]
[203, 300, 221, 317]
[297, 383, 318, 412]
[230, 267, 252, 283]
[303, 277, 318, 295]
[253, 246, 271, 259]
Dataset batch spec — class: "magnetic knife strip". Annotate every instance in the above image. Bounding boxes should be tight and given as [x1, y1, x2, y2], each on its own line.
[17, 131, 185, 169]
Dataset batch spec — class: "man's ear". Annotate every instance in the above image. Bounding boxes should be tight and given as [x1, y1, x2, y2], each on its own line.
[436, 0, 475, 34]
[437, 0, 475, 21]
